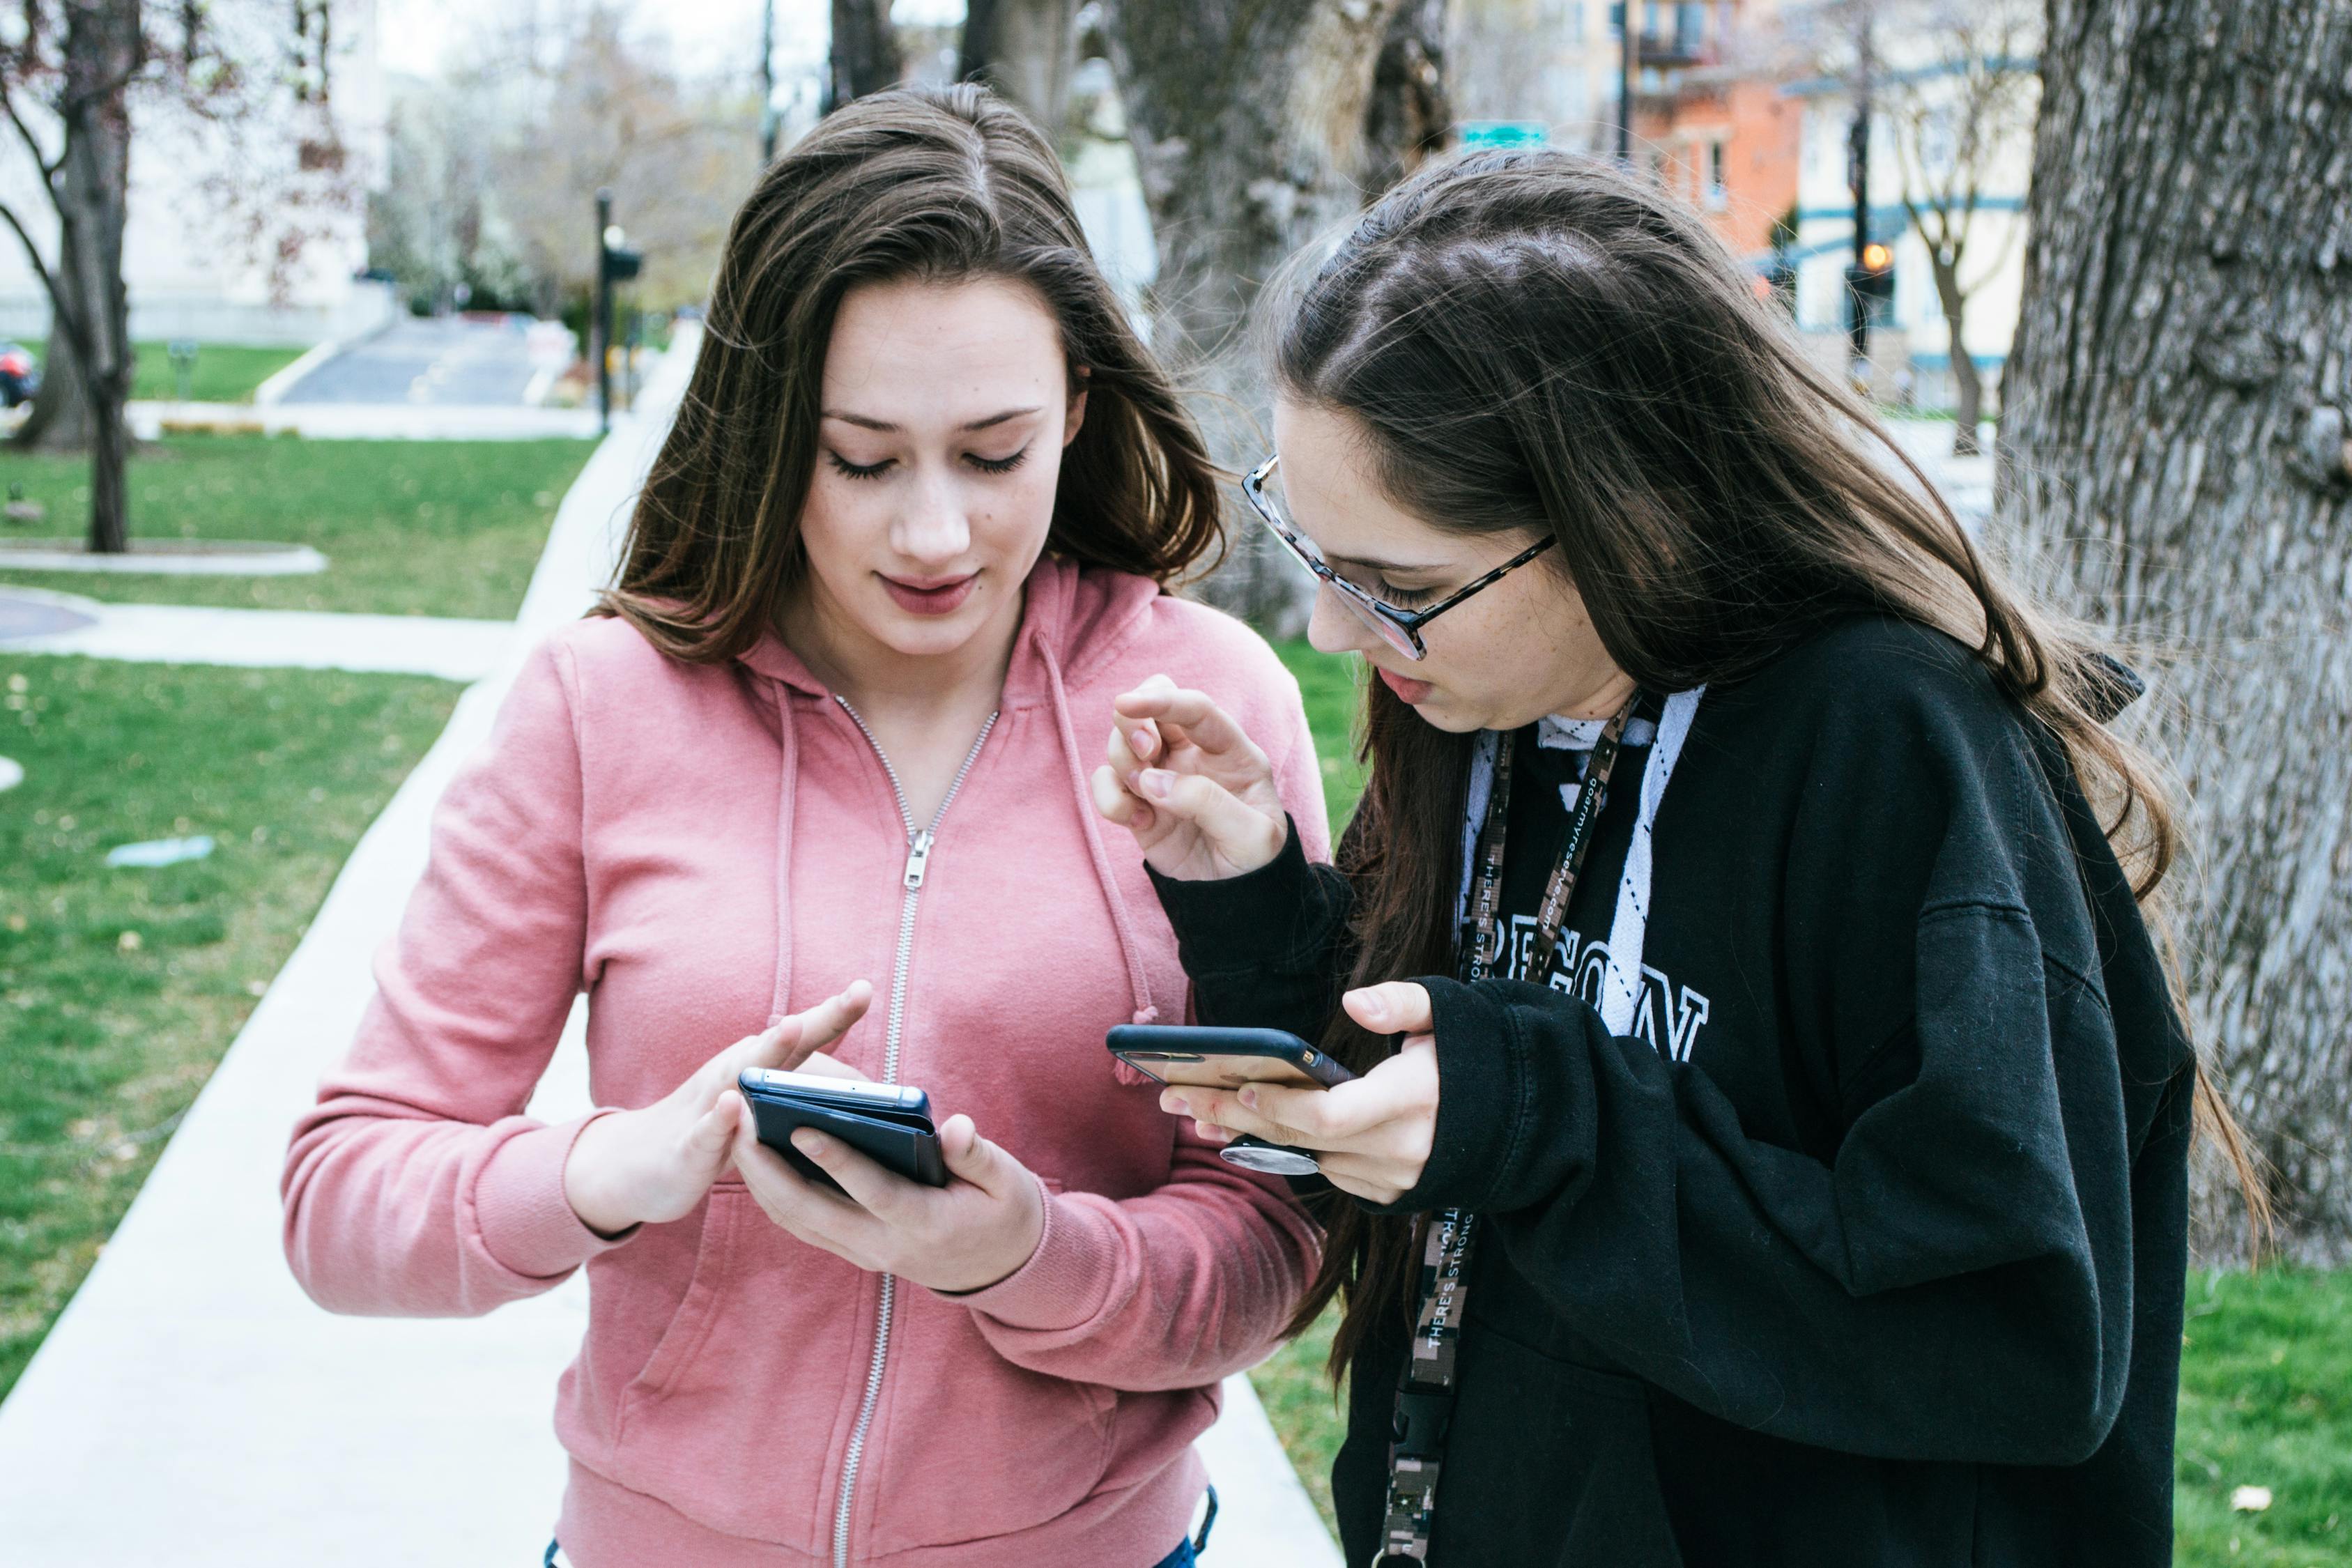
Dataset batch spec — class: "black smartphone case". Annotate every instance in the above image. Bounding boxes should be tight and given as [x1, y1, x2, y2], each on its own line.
[1105, 1023, 1356, 1088]
[741, 1089, 948, 1192]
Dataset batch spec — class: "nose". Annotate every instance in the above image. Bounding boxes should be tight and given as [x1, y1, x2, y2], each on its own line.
[893, 466, 971, 567]
[1307, 581, 1382, 658]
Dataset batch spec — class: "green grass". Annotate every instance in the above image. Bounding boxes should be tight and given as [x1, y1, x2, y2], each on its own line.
[0, 435, 593, 618]
[2176, 1268, 2352, 1563]
[1275, 637, 1368, 829]
[1254, 638, 2352, 1561]
[0, 655, 459, 1399]
[129, 342, 305, 404]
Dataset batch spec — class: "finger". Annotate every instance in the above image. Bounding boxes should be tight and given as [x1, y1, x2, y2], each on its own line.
[790, 1128, 916, 1220]
[1089, 762, 1148, 829]
[1343, 981, 1435, 1038]
[1105, 717, 1157, 776]
[1112, 682, 1260, 761]
[687, 1091, 741, 1160]
[775, 981, 875, 1070]
[1130, 769, 1283, 863]
[936, 1113, 1024, 1199]
[1167, 1086, 1313, 1149]
[731, 1121, 866, 1233]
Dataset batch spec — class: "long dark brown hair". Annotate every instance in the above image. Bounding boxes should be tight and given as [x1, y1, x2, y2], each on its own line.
[599, 84, 1223, 659]
[1272, 150, 2268, 1373]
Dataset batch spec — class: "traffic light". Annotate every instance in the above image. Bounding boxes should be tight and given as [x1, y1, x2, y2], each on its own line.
[1845, 243, 1895, 359]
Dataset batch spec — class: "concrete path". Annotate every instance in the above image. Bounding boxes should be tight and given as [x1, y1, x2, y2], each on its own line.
[128, 399, 601, 441]
[276, 316, 544, 408]
[0, 589, 514, 682]
[0, 322, 1339, 1567]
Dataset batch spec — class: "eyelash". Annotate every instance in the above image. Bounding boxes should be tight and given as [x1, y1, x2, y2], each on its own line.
[825, 447, 1031, 482]
[1375, 580, 1440, 609]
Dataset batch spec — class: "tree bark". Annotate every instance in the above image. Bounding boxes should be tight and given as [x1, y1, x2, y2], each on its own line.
[960, 0, 1078, 136]
[1926, 252, 1983, 456]
[827, 0, 902, 112]
[1100, 0, 1451, 632]
[1997, 0, 2352, 1259]
[11, 0, 140, 555]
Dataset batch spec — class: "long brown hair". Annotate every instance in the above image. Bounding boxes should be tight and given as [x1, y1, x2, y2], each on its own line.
[1270, 149, 2268, 1373]
[600, 84, 1223, 659]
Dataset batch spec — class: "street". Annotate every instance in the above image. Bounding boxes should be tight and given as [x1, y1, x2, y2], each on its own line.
[277, 316, 548, 406]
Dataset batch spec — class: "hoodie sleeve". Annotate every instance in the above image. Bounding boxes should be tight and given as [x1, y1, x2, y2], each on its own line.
[1395, 668, 2153, 1468]
[281, 638, 631, 1316]
[948, 670, 1332, 1390]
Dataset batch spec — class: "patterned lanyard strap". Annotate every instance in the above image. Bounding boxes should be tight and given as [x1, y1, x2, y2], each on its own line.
[1374, 693, 1640, 1568]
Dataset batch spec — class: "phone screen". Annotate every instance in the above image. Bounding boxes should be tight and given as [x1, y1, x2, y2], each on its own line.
[1116, 1050, 1332, 1091]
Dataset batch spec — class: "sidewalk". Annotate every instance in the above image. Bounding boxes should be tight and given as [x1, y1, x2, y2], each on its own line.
[0, 324, 1337, 1567]
[0, 590, 514, 682]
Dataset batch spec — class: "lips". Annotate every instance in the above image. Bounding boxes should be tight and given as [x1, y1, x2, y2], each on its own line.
[1376, 666, 1434, 705]
[882, 574, 978, 617]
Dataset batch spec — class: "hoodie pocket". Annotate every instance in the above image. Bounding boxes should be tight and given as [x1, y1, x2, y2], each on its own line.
[601, 1184, 869, 1556]
[853, 1283, 1119, 1553]
[1411, 1322, 1685, 1567]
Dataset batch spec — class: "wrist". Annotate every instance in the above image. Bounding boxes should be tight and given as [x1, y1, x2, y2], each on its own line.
[562, 1109, 642, 1237]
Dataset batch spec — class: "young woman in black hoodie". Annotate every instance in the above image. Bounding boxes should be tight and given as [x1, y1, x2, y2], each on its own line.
[1088, 151, 2261, 1568]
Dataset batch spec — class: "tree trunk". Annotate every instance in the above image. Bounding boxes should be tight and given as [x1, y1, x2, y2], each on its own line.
[1927, 252, 1983, 456]
[960, 0, 1078, 137]
[1100, 0, 1450, 633]
[827, 0, 902, 112]
[1997, 0, 2352, 1260]
[11, 0, 141, 553]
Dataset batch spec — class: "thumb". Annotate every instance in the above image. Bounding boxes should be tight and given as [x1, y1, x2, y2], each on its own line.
[939, 1114, 1020, 1197]
[1132, 769, 1282, 866]
[1344, 981, 1435, 1037]
[690, 1091, 745, 1162]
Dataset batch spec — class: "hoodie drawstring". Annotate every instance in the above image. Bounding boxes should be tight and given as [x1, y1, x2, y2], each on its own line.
[765, 682, 801, 1030]
[1036, 638, 1162, 1052]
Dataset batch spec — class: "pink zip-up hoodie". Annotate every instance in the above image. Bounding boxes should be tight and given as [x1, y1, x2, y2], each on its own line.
[282, 559, 1330, 1567]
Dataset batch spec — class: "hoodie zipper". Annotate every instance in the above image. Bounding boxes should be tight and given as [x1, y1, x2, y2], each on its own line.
[828, 695, 998, 1568]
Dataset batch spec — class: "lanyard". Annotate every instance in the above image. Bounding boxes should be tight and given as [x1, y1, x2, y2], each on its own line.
[1374, 694, 1639, 1568]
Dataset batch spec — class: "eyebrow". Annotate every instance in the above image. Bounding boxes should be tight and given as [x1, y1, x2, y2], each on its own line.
[820, 406, 1041, 433]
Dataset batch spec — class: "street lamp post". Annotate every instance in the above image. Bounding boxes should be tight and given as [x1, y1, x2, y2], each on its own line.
[595, 188, 612, 433]
[1617, 1, 1641, 161]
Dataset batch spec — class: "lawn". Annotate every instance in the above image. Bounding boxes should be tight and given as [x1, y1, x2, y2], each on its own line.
[1254, 638, 2352, 1563]
[128, 341, 306, 404]
[0, 655, 458, 1399]
[0, 435, 594, 619]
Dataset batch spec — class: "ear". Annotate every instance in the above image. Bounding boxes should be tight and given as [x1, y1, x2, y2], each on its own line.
[1063, 364, 1091, 448]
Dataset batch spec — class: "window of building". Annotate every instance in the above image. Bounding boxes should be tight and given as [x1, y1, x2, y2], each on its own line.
[1706, 139, 1728, 208]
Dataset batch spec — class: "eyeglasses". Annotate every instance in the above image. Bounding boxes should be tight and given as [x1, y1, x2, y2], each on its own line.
[1240, 454, 1557, 661]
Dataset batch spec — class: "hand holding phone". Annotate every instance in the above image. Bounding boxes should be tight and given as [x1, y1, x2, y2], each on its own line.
[1119, 985, 1440, 1206]
[737, 1067, 948, 1191]
[1108, 1023, 1355, 1175]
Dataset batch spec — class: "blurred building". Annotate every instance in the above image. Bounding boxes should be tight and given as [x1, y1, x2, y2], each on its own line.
[1625, 0, 1803, 261]
[1450, 0, 1800, 266]
[1780, 0, 2038, 411]
[0, 0, 393, 351]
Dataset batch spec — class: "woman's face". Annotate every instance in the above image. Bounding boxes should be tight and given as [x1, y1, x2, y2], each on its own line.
[1273, 397, 1632, 732]
[792, 275, 1086, 673]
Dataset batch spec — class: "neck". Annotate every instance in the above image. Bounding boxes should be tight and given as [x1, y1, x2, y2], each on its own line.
[781, 578, 1025, 722]
[1546, 666, 1640, 722]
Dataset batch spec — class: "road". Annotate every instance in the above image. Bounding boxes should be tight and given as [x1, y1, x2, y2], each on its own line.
[277, 316, 547, 406]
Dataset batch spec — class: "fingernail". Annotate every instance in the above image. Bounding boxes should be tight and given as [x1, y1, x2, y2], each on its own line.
[1160, 1091, 1185, 1115]
[1139, 769, 1173, 799]
[1239, 1088, 1259, 1109]
[1129, 728, 1154, 755]
[791, 1129, 827, 1156]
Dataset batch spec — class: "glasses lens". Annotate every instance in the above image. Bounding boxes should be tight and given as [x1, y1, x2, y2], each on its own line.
[1250, 465, 1424, 661]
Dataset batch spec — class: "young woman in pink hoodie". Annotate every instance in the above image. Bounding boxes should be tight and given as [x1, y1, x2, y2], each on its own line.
[282, 86, 1327, 1568]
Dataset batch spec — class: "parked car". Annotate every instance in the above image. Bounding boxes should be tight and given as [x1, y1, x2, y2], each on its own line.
[0, 341, 38, 407]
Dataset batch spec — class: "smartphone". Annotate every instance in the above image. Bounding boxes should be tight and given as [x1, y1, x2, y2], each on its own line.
[737, 1067, 948, 1193]
[1106, 1024, 1354, 1176]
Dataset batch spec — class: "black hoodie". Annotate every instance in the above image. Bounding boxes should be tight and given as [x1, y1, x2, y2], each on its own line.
[1150, 617, 2192, 1568]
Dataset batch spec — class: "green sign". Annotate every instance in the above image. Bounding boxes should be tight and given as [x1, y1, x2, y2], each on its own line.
[1459, 121, 1550, 149]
